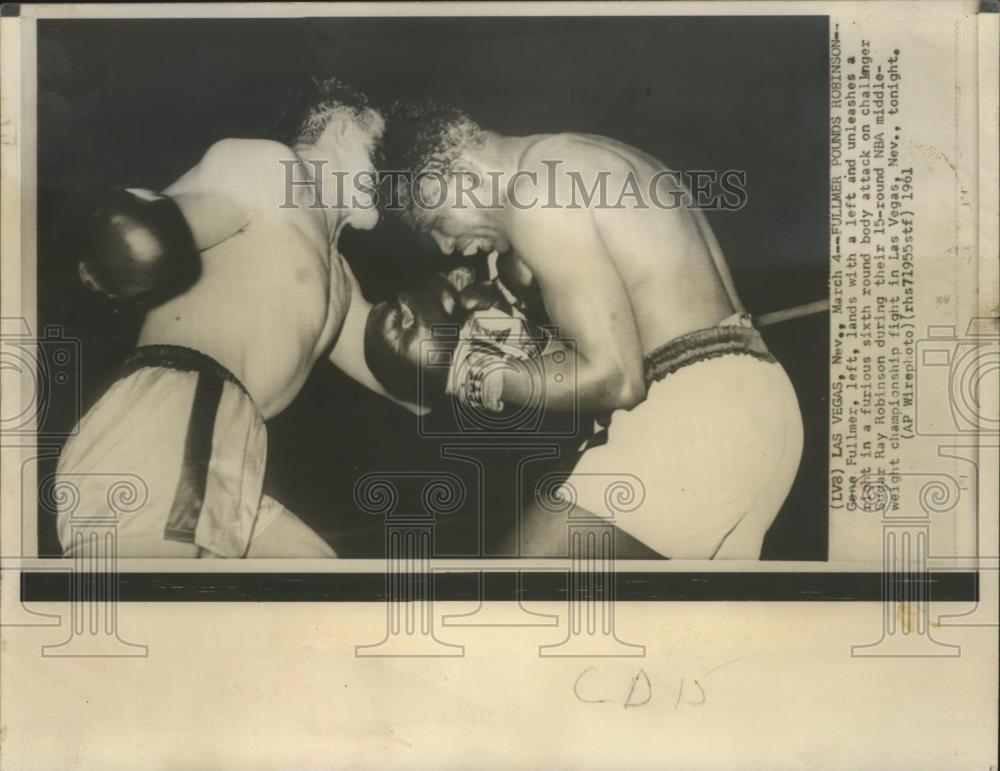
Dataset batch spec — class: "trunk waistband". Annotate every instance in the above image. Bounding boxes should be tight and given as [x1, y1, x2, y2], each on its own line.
[122, 344, 250, 398]
[643, 314, 776, 387]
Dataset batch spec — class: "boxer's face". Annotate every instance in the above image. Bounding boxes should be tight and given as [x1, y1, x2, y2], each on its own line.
[322, 108, 385, 231]
[413, 172, 510, 257]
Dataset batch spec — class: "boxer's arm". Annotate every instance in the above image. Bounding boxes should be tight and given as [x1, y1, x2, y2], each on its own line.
[162, 138, 299, 251]
[326, 259, 430, 416]
[499, 193, 646, 413]
[166, 192, 250, 252]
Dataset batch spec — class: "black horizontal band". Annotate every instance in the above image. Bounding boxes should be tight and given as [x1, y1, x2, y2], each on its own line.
[21, 570, 979, 602]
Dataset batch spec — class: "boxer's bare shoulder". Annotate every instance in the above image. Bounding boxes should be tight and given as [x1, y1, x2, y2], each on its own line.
[520, 132, 637, 170]
[512, 133, 640, 212]
[166, 138, 305, 212]
[506, 133, 733, 346]
[505, 135, 617, 259]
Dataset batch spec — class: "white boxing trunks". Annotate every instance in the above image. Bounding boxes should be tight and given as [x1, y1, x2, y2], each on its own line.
[55, 344, 335, 558]
[564, 314, 804, 559]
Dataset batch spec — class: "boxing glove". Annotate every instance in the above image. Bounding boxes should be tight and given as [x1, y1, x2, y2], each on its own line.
[457, 280, 514, 315]
[364, 274, 463, 405]
[442, 264, 477, 293]
[494, 252, 548, 323]
[78, 188, 200, 303]
[446, 310, 552, 414]
[437, 260, 512, 313]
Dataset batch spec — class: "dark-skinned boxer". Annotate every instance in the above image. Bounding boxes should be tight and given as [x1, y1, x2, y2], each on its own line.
[382, 100, 805, 559]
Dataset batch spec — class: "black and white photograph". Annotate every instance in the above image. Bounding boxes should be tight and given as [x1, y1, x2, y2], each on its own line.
[34, 14, 830, 565]
[1, 3, 997, 770]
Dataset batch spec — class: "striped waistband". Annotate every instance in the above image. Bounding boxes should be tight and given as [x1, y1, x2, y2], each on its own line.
[122, 344, 250, 398]
[643, 315, 775, 386]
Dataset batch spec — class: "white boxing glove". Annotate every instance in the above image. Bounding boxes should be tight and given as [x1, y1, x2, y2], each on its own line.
[446, 310, 551, 413]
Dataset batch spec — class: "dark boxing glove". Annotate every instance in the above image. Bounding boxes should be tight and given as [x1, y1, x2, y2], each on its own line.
[437, 260, 511, 314]
[457, 280, 514, 315]
[494, 252, 548, 323]
[442, 264, 478, 294]
[364, 274, 463, 405]
[79, 188, 200, 303]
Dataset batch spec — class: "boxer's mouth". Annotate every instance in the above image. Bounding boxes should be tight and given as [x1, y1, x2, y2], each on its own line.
[460, 238, 493, 256]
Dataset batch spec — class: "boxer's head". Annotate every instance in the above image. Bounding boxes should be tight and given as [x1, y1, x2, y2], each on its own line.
[276, 78, 385, 231]
[382, 99, 512, 257]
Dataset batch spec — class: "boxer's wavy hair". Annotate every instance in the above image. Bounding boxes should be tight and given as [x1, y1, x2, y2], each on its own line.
[274, 77, 384, 160]
[381, 98, 485, 226]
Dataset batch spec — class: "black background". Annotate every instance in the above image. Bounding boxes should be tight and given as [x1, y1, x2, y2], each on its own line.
[36, 16, 829, 559]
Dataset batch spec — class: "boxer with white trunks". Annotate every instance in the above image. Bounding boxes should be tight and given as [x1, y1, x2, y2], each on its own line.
[58, 79, 424, 558]
[382, 100, 805, 558]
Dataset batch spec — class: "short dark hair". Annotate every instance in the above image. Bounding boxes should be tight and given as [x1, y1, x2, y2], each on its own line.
[274, 77, 382, 150]
[381, 99, 484, 223]
[383, 99, 483, 175]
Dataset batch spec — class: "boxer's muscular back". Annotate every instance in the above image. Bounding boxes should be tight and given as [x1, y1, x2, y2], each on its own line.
[138, 139, 350, 418]
[516, 134, 738, 353]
